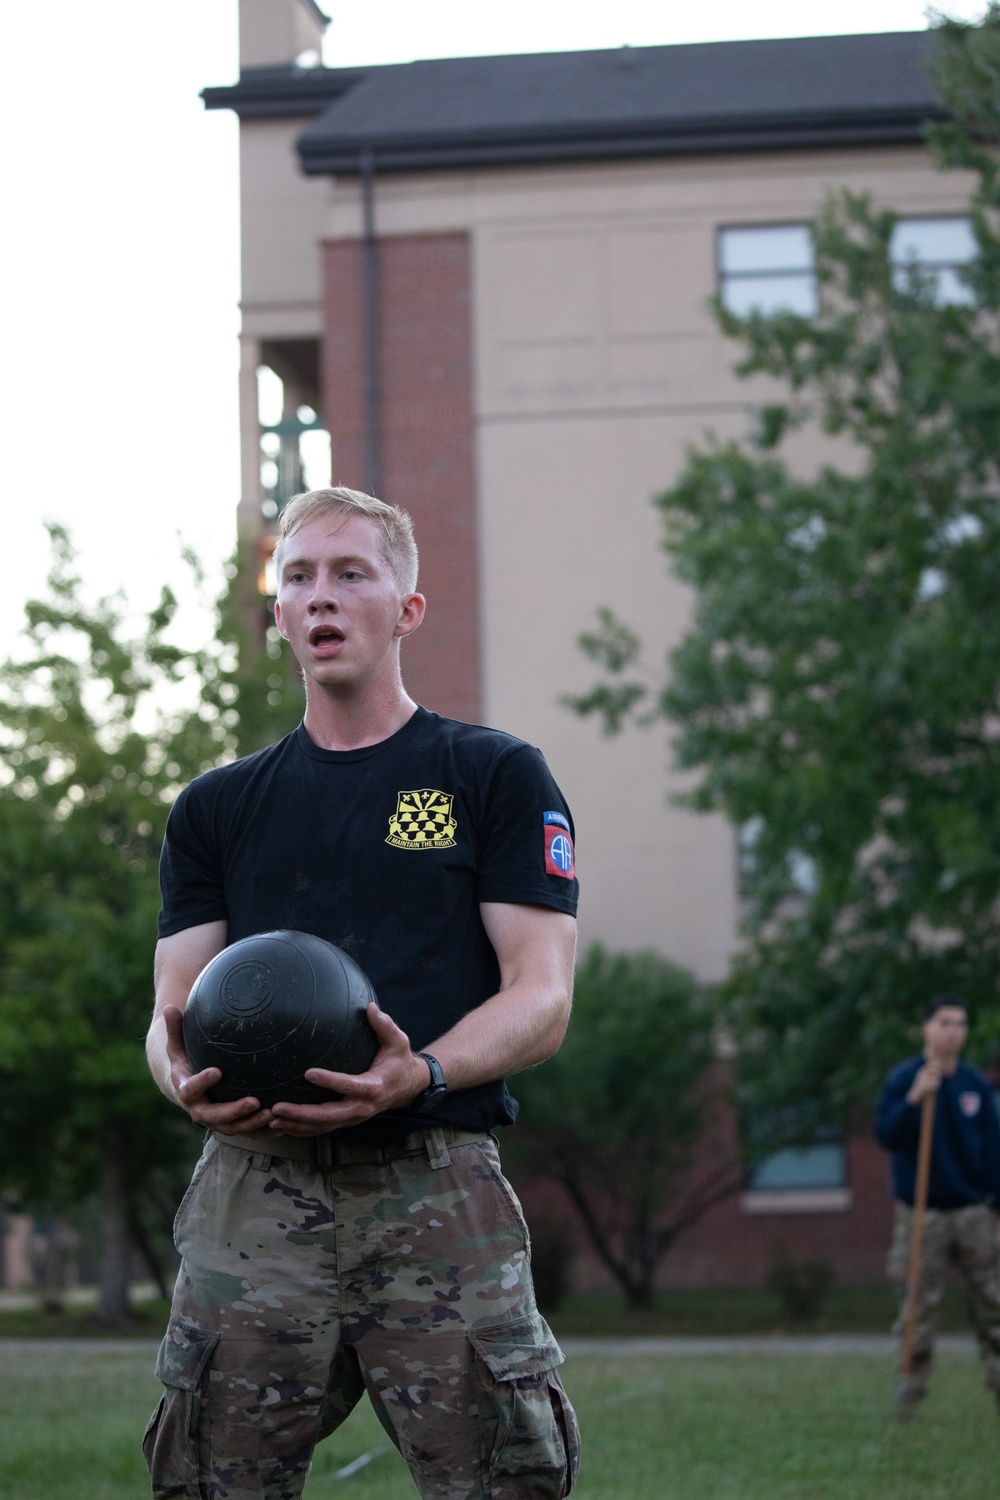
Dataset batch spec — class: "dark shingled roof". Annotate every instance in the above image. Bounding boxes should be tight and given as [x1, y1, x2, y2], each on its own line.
[296, 31, 945, 174]
[203, 32, 946, 170]
[299, 31, 947, 174]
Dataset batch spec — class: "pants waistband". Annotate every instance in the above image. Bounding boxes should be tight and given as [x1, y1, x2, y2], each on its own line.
[208, 1123, 485, 1170]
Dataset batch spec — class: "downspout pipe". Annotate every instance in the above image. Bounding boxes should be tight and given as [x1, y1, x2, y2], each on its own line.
[360, 146, 382, 497]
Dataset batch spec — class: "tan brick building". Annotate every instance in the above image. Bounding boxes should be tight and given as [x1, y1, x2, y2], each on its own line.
[205, 3, 974, 1286]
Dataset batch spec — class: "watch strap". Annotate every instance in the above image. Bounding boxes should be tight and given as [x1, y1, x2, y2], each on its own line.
[414, 1051, 447, 1112]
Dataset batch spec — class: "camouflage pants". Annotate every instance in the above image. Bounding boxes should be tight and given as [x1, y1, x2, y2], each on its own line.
[143, 1126, 579, 1500]
[886, 1199, 1000, 1390]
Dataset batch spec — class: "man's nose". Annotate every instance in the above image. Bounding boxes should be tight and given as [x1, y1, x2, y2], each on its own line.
[307, 582, 339, 612]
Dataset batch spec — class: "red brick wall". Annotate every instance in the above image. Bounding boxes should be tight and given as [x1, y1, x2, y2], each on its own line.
[657, 1132, 894, 1289]
[321, 232, 480, 723]
[510, 1125, 896, 1292]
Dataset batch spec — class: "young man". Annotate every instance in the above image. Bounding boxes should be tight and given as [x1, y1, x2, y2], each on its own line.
[144, 487, 581, 1499]
[876, 995, 1000, 1418]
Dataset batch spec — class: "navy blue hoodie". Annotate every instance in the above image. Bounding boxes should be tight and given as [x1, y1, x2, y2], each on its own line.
[875, 1055, 1000, 1209]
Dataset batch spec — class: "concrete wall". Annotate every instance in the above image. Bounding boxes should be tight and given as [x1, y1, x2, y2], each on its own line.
[239, 0, 326, 70]
[240, 119, 328, 341]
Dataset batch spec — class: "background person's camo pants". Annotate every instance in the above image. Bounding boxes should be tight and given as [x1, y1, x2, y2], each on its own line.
[886, 1200, 1000, 1393]
[143, 1126, 579, 1500]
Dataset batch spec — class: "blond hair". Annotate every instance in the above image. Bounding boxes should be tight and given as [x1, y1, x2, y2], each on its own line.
[275, 487, 419, 594]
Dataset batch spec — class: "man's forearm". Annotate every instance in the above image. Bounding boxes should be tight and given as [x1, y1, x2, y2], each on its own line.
[422, 980, 570, 1092]
[146, 1015, 182, 1107]
[148, 922, 230, 1112]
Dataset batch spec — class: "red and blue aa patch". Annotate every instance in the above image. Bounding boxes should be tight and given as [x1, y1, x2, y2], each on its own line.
[544, 811, 575, 880]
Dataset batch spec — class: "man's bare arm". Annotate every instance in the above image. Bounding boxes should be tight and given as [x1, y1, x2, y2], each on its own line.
[268, 902, 576, 1136]
[428, 901, 576, 1087]
[147, 922, 276, 1135]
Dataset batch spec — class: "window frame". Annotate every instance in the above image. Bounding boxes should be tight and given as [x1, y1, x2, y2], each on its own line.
[716, 219, 817, 320]
[890, 212, 977, 306]
[741, 1129, 851, 1216]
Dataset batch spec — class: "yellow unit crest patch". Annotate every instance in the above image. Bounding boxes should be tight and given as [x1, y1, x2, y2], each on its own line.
[386, 788, 458, 850]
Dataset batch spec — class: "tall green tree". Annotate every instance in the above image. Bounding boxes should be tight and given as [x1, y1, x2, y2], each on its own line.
[0, 530, 297, 1318]
[569, 10, 1000, 1129]
[205, 539, 303, 758]
[511, 946, 741, 1308]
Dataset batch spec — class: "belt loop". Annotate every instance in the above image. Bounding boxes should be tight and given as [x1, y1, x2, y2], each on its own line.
[309, 1134, 335, 1170]
[424, 1126, 451, 1170]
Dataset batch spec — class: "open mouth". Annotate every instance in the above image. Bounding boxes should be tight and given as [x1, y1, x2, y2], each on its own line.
[308, 625, 345, 652]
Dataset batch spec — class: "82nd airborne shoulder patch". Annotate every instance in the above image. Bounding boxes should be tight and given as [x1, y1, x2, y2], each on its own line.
[544, 810, 575, 879]
[386, 789, 458, 850]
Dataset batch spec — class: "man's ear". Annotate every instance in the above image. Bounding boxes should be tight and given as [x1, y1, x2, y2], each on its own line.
[274, 599, 288, 639]
[395, 592, 426, 639]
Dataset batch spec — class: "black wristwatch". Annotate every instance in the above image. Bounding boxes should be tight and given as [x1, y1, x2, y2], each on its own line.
[413, 1052, 447, 1114]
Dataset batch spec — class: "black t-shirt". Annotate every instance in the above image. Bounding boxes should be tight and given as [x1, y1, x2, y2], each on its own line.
[158, 708, 579, 1136]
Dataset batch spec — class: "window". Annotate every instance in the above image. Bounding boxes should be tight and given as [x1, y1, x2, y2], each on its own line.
[718, 224, 816, 318]
[718, 215, 977, 319]
[748, 1143, 846, 1192]
[890, 216, 977, 306]
[742, 1127, 850, 1215]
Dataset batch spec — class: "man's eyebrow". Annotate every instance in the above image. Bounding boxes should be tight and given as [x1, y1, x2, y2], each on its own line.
[280, 551, 375, 574]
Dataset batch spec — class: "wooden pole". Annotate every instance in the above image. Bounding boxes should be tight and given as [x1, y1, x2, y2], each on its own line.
[900, 1090, 936, 1375]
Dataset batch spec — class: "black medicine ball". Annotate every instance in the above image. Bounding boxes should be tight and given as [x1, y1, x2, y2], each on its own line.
[183, 930, 380, 1108]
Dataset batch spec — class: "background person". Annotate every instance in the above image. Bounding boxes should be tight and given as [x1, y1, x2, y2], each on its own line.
[143, 487, 581, 1500]
[876, 995, 1000, 1418]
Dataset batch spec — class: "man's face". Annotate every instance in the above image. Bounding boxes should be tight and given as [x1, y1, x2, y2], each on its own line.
[274, 512, 423, 693]
[922, 1004, 968, 1063]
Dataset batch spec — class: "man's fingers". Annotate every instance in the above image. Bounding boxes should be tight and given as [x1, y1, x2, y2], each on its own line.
[242, 1001, 422, 1130]
[366, 1001, 410, 1046]
[265, 1101, 378, 1134]
[300, 1067, 378, 1095]
[188, 1096, 269, 1128]
[177, 1065, 224, 1102]
[163, 1004, 188, 1057]
[205, 1107, 274, 1134]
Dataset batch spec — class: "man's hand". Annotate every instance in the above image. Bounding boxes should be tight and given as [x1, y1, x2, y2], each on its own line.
[162, 1004, 275, 1136]
[906, 1060, 944, 1106]
[267, 1003, 430, 1136]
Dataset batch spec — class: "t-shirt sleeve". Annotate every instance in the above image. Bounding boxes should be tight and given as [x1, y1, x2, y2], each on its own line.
[475, 744, 579, 916]
[157, 778, 229, 938]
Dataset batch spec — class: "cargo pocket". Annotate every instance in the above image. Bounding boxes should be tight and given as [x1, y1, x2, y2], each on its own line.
[143, 1316, 220, 1498]
[469, 1312, 580, 1499]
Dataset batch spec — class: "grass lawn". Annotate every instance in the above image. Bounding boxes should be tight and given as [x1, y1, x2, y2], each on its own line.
[545, 1284, 961, 1338]
[1, 1345, 997, 1500]
[0, 1281, 976, 1340]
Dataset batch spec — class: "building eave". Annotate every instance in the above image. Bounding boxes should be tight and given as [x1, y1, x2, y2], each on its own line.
[202, 65, 365, 120]
[298, 103, 947, 176]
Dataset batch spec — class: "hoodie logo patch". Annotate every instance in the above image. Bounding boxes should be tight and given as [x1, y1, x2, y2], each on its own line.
[959, 1091, 982, 1118]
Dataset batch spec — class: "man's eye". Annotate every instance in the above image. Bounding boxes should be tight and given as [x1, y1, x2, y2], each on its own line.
[343, 570, 361, 581]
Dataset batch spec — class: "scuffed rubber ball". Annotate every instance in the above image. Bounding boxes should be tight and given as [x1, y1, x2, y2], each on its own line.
[183, 930, 379, 1108]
